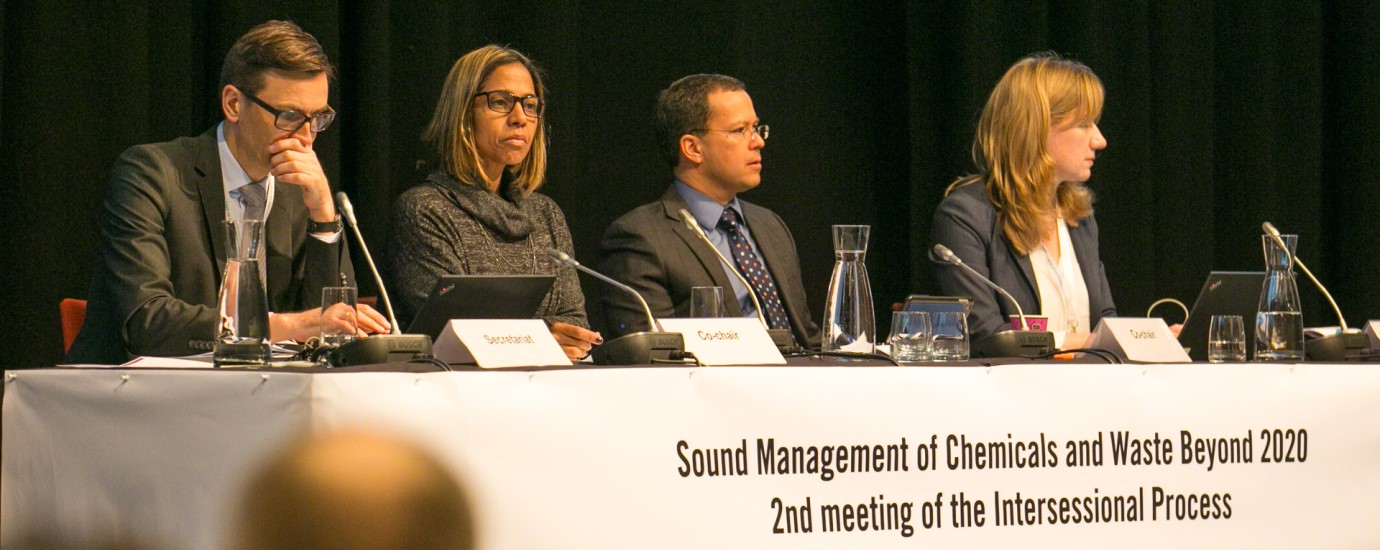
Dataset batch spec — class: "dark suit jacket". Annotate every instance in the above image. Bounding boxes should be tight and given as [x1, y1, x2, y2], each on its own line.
[597, 186, 821, 349]
[66, 127, 351, 364]
[930, 182, 1116, 341]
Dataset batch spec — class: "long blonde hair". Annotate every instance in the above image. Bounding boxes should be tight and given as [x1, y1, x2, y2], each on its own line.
[947, 52, 1104, 255]
[423, 45, 547, 195]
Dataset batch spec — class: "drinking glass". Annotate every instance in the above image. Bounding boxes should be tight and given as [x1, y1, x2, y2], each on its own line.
[1208, 314, 1247, 363]
[690, 286, 724, 318]
[930, 311, 969, 361]
[888, 311, 930, 364]
[320, 287, 358, 347]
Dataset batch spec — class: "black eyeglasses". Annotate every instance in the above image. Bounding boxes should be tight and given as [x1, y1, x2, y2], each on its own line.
[235, 86, 336, 133]
[473, 90, 545, 118]
[691, 124, 769, 141]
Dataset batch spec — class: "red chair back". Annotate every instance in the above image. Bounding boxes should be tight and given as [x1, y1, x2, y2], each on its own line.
[61, 298, 87, 353]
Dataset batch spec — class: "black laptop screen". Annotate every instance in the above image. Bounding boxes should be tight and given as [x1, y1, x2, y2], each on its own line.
[405, 274, 556, 339]
[1178, 271, 1265, 361]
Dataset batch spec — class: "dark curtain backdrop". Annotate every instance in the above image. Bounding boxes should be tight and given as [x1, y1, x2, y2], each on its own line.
[4, 1, 1378, 368]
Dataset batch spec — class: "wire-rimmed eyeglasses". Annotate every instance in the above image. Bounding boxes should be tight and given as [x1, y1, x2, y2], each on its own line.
[690, 124, 769, 141]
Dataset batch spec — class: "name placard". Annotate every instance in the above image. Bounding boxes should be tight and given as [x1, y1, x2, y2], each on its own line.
[657, 318, 786, 365]
[433, 319, 571, 368]
[1090, 317, 1192, 363]
[1367, 320, 1380, 350]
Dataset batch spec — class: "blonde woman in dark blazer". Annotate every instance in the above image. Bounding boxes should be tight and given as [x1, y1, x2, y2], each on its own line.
[931, 53, 1116, 345]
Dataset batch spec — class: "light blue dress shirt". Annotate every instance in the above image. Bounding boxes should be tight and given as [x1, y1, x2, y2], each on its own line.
[216, 122, 275, 223]
[674, 181, 767, 319]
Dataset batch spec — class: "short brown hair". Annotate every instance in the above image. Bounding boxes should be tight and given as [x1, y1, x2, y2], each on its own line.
[422, 45, 548, 194]
[654, 74, 745, 167]
[220, 20, 334, 93]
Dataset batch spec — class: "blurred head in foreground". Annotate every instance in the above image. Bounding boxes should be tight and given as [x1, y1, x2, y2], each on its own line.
[230, 430, 475, 550]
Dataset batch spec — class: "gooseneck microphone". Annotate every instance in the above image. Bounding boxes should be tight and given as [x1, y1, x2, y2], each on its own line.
[678, 209, 769, 327]
[933, 244, 1031, 330]
[677, 209, 794, 351]
[326, 192, 432, 367]
[547, 249, 660, 332]
[546, 249, 685, 365]
[931, 243, 1054, 358]
[338, 192, 399, 334]
[1260, 221, 1366, 361]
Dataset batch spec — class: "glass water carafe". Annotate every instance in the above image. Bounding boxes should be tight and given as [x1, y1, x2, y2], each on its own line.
[1255, 233, 1304, 361]
[214, 219, 270, 367]
[822, 225, 875, 354]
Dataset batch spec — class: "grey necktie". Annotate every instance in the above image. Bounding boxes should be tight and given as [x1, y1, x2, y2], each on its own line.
[237, 182, 268, 283]
[240, 182, 267, 221]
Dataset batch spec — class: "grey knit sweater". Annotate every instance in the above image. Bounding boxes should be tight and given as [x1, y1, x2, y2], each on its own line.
[387, 170, 589, 329]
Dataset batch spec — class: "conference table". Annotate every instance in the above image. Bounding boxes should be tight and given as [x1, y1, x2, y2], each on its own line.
[4, 359, 1379, 549]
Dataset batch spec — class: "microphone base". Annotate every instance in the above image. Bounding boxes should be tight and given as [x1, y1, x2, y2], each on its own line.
[328, 334, 434, 367]
[973, 330, 1056, 359]
[1304, 332, 1370, 362]
[767, 329, 796, 353]
[591, 332, 686, 365]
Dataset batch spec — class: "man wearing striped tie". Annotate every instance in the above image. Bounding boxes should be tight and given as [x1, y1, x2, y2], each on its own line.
[68, 21, 387, 364]
[598, 74, 821, 350]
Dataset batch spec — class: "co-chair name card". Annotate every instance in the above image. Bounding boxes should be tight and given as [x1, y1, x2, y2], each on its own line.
[658, 318, 785, 365]
[434, 319, 571, 368]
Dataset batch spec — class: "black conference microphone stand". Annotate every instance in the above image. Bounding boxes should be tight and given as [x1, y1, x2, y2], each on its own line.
[676, 209, 795, 352]
[327, 192, 433, 367]
[931, 244, 1055, 359]
[547, 250, 687, 365]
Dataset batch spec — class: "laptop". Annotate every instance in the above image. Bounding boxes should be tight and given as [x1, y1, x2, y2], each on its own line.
[406, 274, 556, 339]
[1178, 271, 1265, 361]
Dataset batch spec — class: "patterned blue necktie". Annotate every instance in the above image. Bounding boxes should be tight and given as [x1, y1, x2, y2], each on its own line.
[717, 207, 789, 330]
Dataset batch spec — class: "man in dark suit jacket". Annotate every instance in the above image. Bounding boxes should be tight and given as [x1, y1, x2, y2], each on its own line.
[67, 21, 386, 364]
[598, 74, 821, 349]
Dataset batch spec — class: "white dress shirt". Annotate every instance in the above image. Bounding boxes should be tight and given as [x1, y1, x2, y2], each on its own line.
[1029, 218, 1091, 346]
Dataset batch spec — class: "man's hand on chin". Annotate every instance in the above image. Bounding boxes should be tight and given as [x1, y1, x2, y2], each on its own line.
[268, 137, 335, 222]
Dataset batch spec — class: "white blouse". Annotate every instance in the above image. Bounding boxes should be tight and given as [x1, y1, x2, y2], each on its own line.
[1027, 218, 1091, 346]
